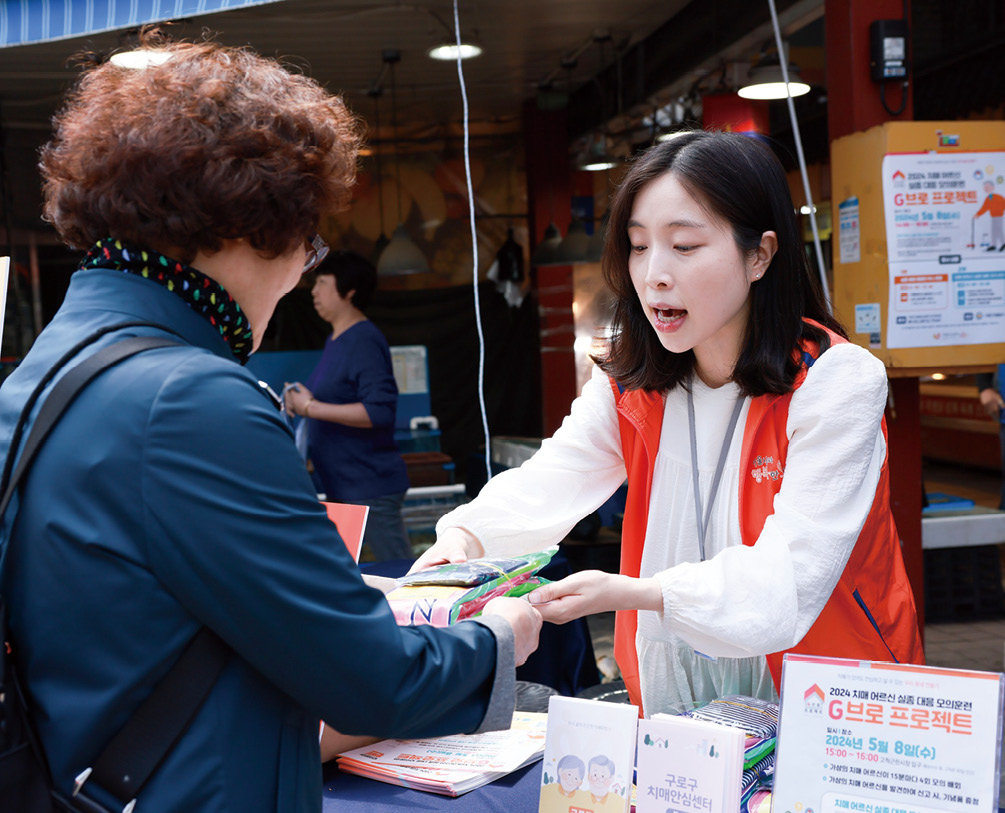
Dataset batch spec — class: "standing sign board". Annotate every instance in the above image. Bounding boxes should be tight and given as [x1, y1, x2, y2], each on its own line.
[773, 653, 1004, 813]
[831, 121, 1005, 373]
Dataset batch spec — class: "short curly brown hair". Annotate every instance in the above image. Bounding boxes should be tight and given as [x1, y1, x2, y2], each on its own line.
[40, 36, 363, 264]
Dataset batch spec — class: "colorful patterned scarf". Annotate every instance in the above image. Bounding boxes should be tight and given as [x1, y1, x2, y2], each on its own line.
[81, 238, 254, 363]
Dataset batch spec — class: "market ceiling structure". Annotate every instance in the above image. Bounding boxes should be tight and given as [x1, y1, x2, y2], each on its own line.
[0, 0, 828, 234]
[0, 0, 1002, 236]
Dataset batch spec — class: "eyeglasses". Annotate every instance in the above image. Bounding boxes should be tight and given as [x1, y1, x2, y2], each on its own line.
[303, 234, 330, 274]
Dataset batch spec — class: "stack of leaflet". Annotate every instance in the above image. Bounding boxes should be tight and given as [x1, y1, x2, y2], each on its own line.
[335, 711, 547, 796]
[385, 548, 555, 626]
[685, 695, 779, 810]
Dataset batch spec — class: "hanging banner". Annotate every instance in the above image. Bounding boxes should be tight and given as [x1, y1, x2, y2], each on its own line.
[882, 150, 1005, 349]
[773, 654, 1004, 813]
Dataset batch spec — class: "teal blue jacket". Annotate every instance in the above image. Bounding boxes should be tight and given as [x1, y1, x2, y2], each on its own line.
[0, 268, 513, 812]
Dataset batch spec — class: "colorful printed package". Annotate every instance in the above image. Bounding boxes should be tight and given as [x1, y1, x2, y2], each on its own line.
[386, 548, 556, 627]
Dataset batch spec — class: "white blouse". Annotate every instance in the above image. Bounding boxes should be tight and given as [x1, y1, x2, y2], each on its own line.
[438, 342, 889, 716]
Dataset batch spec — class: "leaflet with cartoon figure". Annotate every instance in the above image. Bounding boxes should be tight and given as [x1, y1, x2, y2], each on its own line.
[539, 695, 638, 813]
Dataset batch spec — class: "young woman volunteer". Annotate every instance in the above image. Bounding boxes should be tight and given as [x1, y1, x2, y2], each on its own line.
[413, 130, 924, 717]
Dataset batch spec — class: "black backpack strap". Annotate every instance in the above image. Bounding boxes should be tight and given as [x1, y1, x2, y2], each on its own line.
[0, 332, 229, 811]
[0, 335, 179, 518]
[0, 321, 184, 499]
[74, 628, 228, 811]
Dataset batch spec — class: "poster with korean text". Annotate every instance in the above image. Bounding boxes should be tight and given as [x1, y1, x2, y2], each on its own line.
[882, 150, 1005, 349]
[773, 653, 1004, 813]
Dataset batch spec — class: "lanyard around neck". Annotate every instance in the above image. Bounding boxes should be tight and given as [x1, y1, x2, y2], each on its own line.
[687, 386, 745, 561]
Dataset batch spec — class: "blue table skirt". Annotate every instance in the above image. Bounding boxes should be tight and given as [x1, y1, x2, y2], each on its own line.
[325, 761, 1005, 812]
[323, 760, 542, 811]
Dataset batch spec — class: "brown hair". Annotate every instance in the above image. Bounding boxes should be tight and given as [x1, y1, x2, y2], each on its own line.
[597, 130, 844, 396]
[40, 34, 363, 264]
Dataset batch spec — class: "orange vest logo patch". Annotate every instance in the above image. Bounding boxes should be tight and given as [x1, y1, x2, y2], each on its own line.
[750, 455, 783, 484]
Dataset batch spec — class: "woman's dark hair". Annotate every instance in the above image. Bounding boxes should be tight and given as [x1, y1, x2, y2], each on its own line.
[597, 129, 845, 396]
[39, 33, 363, 264]
[315, 250, 378, 310]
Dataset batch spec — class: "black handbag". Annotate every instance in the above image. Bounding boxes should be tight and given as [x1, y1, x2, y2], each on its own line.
[0, 328, 229, 813]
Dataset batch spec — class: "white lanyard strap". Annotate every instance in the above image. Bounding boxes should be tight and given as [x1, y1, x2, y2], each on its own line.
[687, 387, 745, 561]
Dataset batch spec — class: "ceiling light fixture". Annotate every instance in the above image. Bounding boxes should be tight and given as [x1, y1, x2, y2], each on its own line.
[367, 85, 390, 263]
[738, 43, 810, 100]
[555, 218, 592, 264]
[109, 49, 172, 69]
[425, 9, 482, 62]
[376, 49, 431, 277]
[427, 42, 483, 61]
[531, 222, 563, 266]
[585, 212, 607, 263]
[579, 134, 618, 172]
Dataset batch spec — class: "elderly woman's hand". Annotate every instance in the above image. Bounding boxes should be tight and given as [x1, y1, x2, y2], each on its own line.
[283, 382, 315, 418]
[481, 596, 543, 666]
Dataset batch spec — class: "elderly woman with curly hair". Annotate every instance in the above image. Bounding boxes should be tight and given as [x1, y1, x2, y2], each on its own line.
[0, 35, 540, 812]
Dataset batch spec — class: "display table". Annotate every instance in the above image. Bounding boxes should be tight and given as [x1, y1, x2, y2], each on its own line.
[921, 506, 1005, 549]
[322, 760, 542, 811]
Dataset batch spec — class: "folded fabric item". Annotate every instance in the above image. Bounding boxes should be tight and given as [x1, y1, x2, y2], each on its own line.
[742, 736, 776, 769]
[740, 753, 774, 806]
[387, 549, 556, 626]
[396, 549, 555, 587]
[745, 788, 772, 813]
[684, 694, 779, 740]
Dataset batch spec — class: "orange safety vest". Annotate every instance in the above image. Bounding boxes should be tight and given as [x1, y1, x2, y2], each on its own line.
[610, 324, 924, 710]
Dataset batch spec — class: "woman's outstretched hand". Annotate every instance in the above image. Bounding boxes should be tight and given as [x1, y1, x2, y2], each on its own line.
[527, 570, 664, 624]
[407, 527, 484, 574]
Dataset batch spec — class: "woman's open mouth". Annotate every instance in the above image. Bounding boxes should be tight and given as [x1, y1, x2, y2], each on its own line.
[652, 307, 686, 331]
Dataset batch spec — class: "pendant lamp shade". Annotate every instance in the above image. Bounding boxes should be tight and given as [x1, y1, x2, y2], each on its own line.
[579, 134, 618, 172]
[370, 230, 391, 265]
[531, 222, 563, 266]
[585, 217, 606, 263]
[738, 43, 810, 100]
[375, 48, 430, 276]
[377, 224, 430, 276]
[554, 219, 592, 264]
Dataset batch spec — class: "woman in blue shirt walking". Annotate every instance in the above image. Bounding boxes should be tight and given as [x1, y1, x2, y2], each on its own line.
[285, 251, 412, 560]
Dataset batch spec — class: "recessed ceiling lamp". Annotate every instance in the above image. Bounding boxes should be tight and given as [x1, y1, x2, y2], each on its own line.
[579, 134, 617, 172]
[656, 128, 692, 143]
[427, 42, 483, 61]
[109, 49, 172, 69]
[738, 44, 810, 100]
